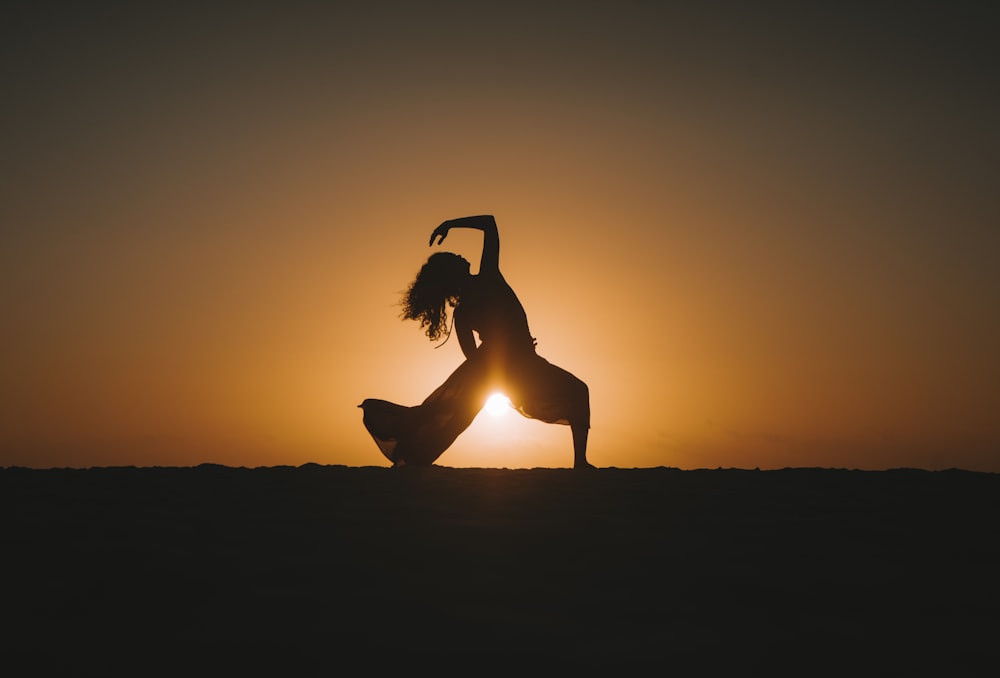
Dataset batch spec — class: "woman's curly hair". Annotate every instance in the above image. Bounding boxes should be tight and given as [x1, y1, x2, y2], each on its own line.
[401, 252, 469, 341]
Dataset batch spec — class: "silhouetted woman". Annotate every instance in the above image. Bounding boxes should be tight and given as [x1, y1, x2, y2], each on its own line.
[359, 215, 593, 469]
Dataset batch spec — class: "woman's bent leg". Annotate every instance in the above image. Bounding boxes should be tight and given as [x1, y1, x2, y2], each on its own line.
[509, 354, 592, 468]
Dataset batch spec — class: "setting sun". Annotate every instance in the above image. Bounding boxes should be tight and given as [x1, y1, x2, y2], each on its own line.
[484, 393, 512, 417]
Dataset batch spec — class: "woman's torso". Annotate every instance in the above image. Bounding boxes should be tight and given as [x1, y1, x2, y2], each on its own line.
[457, 271, 535, 352]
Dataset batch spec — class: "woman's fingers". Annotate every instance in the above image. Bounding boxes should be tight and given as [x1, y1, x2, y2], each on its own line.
[429, 226, 449, 246]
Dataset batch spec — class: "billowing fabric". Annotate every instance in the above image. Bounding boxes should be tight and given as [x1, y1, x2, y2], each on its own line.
[359, 343, 589, 466]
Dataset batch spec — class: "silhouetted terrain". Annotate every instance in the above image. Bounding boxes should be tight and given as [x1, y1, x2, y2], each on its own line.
[4, 465, 998, 673]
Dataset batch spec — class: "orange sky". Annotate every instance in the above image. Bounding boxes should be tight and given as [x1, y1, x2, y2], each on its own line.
[2, 3, 998, 470]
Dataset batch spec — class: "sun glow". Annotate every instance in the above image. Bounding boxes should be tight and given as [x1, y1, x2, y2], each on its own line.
[484, 392, 512, 417]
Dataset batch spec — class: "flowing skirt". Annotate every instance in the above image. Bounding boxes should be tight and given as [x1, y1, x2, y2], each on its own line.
[359, 346, 589, 466]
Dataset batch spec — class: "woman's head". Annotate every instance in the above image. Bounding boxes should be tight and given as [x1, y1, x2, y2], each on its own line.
[401, 252, 471, 341]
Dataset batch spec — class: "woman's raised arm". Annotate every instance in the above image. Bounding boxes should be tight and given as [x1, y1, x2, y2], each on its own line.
[429, 215, 499, 274]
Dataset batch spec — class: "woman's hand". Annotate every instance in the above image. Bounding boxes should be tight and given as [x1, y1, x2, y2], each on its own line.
[429, 222, 451, 246]
[429, 215, 499, 272]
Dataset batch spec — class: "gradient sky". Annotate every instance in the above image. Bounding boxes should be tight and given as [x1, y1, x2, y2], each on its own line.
[3, 2, 998, 470]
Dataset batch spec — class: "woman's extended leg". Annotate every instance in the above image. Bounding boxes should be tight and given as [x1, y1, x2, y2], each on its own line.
[360, 354, 492, 466]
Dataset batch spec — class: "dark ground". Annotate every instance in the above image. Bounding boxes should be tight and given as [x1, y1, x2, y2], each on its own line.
[3, 464, 999, 674]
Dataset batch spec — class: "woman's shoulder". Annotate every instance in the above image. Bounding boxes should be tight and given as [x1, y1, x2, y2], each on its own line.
[469, 269, 510, 293]
[474, 267, 506, 282]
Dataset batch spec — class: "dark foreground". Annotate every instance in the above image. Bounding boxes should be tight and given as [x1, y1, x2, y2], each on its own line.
[4, 465, 999, 674]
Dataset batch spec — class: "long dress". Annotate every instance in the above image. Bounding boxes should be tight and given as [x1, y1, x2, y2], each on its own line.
[359, 270, 589, 466]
